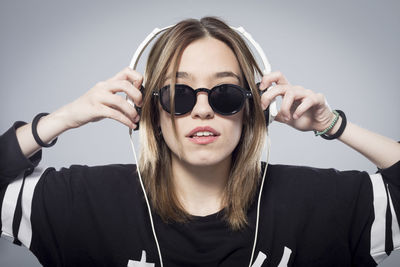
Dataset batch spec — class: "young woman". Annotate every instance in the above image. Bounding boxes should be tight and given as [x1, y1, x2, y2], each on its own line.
[1, 17, 399, 267]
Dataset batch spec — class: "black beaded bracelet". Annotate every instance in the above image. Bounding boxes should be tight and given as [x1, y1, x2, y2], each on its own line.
[321, 109, 347, 140]
[32, 113, 58, 147]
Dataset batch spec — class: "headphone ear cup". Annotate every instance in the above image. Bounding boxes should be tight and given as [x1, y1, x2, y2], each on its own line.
[132, 85, 145, 131]
[264, 106, 270, 128]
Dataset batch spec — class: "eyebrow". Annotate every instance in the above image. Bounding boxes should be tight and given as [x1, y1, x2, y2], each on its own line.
[164, 71, 242, 84]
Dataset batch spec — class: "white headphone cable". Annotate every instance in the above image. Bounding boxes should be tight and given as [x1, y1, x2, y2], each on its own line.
[129, 133, 164, 267]
[248, 130, 271, 267]
[127, 24, 276, 267]
[129, 129, 270, 267]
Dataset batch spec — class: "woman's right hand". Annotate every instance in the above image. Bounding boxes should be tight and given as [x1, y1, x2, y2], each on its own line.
[13, 67, 143, 159]
[61, 67, 143, 130]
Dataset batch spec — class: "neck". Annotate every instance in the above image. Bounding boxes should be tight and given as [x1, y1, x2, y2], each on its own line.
[171, 155, 231, 217]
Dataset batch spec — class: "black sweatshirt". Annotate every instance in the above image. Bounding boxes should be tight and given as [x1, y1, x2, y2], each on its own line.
[1, 121, 399, 267]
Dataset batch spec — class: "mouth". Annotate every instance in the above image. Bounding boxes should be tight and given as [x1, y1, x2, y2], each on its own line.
[186, 126, 220, 144]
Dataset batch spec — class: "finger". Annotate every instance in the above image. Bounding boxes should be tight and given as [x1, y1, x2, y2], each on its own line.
[260, 84, 292, 110]
[108, 67, 144, 89]
[105, 80, 143, 106]
[293, 93, 325, 119]
[261, 84, 283, 110]
[291, 98, 314, 120]
[280, 91, 296, 121]
[280, 86, 311, 120]
[259, 71, 290, 90]
[101, 105, 138, 129]
[100, 93, 139, 122]
[274, 111, 287, 123]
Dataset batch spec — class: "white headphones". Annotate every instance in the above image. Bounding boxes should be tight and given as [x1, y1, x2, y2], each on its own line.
[127, 23, 275, 267]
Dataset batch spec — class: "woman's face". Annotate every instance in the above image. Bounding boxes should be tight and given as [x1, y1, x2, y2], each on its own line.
[159, 37, 245, 167]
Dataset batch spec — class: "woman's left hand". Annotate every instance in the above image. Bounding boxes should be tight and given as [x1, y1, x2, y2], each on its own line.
[260, 71, 335, 132]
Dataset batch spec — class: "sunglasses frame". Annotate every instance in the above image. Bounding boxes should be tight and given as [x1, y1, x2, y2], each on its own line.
[153, 83, 254, 116]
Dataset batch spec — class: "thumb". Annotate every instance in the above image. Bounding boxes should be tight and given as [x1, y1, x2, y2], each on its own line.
[274, 111, 287, 123]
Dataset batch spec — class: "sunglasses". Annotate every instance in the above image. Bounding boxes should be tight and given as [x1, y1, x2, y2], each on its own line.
[153, 83, 254, 116]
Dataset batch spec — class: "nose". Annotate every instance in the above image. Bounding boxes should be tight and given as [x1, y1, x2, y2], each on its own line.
[191, 91, 214, 119]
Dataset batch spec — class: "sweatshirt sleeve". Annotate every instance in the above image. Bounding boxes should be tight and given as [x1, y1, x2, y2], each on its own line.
[0, 122, 70, 266]
[0, 122, 138, 266]
[0, 121, 44, 248]
[367, 159, 400, 264]
[0, 121, 42, 187]
[346, 157, 400, 265]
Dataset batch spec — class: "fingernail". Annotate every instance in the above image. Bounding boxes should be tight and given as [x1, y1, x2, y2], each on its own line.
[134, 116, 140, 123]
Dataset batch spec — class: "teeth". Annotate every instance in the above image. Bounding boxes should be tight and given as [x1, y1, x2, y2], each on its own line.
[193, 131, 214, 137]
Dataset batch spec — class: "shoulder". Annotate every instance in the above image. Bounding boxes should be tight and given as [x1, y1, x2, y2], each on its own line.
[49, 163, 138, 179]
[65, 163, 138, 180]
[263, 161, 370, 187]
[40, 163, 141, 197]
[261, 162, 373, 206]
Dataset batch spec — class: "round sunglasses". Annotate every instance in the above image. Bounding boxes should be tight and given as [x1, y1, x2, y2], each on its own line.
[153, 83, 253, 116]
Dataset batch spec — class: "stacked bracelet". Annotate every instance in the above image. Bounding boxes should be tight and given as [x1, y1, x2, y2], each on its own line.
[32, 113, 58, 147]
[313, 109, 347, 140]
[314, 110, 339, 136]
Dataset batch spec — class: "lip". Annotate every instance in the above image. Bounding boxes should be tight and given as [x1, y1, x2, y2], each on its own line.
[185, 126, 221, 145]
[185, 126, 221, 138]
[188, 135, 218, 145]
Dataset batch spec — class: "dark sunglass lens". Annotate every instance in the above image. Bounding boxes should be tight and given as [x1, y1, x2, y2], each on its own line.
[160, 85, 195, 115]
[210, 85, 244, 114]
[175, 85, 195, 114]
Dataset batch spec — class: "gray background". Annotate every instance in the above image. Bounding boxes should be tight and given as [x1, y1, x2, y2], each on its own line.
[1, 0, 399, 266]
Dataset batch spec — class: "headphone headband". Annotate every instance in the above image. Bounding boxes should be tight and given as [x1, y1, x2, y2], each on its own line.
[129, 25, 174, 70]
[128, 23, 278, 122]
[129, 25, 271, 74]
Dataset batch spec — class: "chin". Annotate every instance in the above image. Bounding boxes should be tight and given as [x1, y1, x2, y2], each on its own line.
[182, 151, 231, 167]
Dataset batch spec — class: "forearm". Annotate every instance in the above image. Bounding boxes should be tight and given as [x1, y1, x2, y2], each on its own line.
[328, 117, 400, 169]
[16, 107, 72, 159]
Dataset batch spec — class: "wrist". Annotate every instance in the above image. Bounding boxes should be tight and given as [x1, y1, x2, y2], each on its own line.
[326, 115, 342, 136]
[36, 109, 72, 144]
[52, 105, 78, 131]
[315, 110, 347, 140]
[314, 110, 339, 135]
[35, 113, 65, 141]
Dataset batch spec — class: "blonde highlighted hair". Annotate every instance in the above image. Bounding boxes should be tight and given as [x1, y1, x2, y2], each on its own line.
[138, 16, 267, 230]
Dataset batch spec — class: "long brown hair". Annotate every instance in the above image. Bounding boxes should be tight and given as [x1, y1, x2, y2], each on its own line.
[138, 16, 267, 230]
